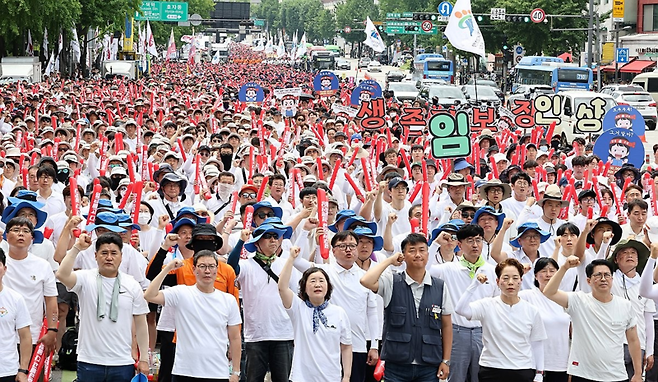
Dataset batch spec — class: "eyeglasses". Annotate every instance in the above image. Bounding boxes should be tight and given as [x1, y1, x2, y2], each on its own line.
[38, 175, 53, 181]
[463, 238, 483, 245]
[334, 243, 357, 251]
[488, 188, 504, 194]
[196, 264, 217, 271]
[17, 211, 37, 218]
[580, 197, 595, 203]
[522, 233, 541, 241]
[199, 152, 210, 157]
[461, 211, 475, 218]
[297, 118, 305, 122]
[591, 272, 613, 280]
[241, 192, 256, 199]
[8, 227, 32, 235]
[256, 211, 277, 219]
[262, 232, 280, 240]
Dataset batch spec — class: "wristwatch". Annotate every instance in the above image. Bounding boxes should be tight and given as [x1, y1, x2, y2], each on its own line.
[18, 369, 28, 375]
[441, 359, 451, 366]
[233, 371, 241, 377]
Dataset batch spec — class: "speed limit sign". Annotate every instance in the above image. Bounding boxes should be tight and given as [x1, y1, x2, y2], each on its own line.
[530, 8, 546, 23]
[421, 20, 433, 32]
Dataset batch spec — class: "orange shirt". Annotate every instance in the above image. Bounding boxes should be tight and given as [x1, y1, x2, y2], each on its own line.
[169, 258, 240, 305]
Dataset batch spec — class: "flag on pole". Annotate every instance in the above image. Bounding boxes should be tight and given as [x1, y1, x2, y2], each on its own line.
[166, 28, 176, 61]
[276, 38, 285, 58]
[295, 33, 307, 59]
[146, 21, 158, 57]
[444, 0, 486, 57]
[211, 50, 220, 64]
[71, 27, 81, 64]
[42, 27, 48, 55]
[26, 30, 33, 56]
[188, 36, 196, 65]
[363, 17, 386, 53]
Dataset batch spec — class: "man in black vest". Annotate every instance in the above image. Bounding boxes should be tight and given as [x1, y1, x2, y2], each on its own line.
[361, 233, 453, 382]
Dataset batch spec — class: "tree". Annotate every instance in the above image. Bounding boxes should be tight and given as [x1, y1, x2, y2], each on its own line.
[334, 0, 380, 44]
[253, 0, 281, 31]
[150, 0, 215, 47]
[312, 9, 336, 43]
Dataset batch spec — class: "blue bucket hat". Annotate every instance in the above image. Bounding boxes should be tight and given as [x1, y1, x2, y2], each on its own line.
[342, 215, 378, 235]
[116, 213, 140, 231]
[453, 158, 474, 172]
[7, 190, 44, 206]
[175, 206, 208, 224]
[2, 200, 48, 229]
[251, 201, 283, 227]
[352, 226, 383, 251]
[169, 218, 197, 234]
[96, 199, 123, 214]
[86, 211, 128, 233]
[510, 222, 551, 248]
[244, 223, 293, 253]
[429, 219, 465, 246]
[329, 210, 357, 233]
[473, 206, 505, 231]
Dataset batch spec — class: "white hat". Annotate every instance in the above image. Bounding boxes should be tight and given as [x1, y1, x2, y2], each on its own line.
[493, 153, 508, 163]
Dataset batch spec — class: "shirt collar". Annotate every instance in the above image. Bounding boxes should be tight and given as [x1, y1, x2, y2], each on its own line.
[404, 270, 432, 286]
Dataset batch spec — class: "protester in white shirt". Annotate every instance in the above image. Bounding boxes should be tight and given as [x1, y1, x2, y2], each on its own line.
[56, 232, 149, 381]
[279, 246, 352, 382]
[145, 250, 242, 382]
[0, 249, 32, 382]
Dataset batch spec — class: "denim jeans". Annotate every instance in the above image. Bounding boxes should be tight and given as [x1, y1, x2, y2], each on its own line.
[244, 340, 293, 382]
[77, 361, 135, 382]
[448, 325, 483, 382]
[383, 362, 440, 382]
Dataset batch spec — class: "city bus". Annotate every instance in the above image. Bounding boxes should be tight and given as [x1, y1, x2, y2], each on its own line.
[512, 56, 593, 93]
[412, 53, 454, 83]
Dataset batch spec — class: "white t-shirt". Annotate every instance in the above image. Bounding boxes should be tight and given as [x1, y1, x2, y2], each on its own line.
[162, 285, 242, 379]
[70, 269, 149, 366]
[0, 240, 58, 272]
[377, 201, 412, 237]
[430, 261, 499, 328]
[566, 292, 636, 381]
[611, 271, 656, 350]
[236, 257, 296, 342]
[74, 243, 149, 290]
[286, 296, 352, 382]
[0, 286, 31, 378]
[3, 254, 58, 343]
[519, 288, 571, 372]
[470, 296, 547, 370]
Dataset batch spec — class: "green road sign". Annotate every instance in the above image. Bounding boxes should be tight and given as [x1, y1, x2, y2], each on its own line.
[385, 20, 439, 34]
[135, 1, 189, 22]
[253, 19, 265, 27]
[402, 12, 414, 18]
[386, 13, 401, 19]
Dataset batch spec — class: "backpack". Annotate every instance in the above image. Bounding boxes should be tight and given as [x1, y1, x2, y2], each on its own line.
[58, 327, 78, 371]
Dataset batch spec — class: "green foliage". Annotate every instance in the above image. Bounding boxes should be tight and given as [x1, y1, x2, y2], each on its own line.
[149, 0, 215, 46]
[335, 0, 380, 43]
[253, 0, 281, 30]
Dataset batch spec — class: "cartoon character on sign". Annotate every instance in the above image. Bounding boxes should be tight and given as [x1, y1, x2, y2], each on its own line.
[238, 82, 265, 104]
[281, 95, 298, 118]
[245, 87, 259, 102]
[313, 71, 339, 96]
[608, 137, 634, 166]
[601, 104, 646, 142]
[615, 113, 634, 129]
[360, 89, 373, 103]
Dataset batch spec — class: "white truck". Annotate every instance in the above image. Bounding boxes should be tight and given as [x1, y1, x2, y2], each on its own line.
[101, 60, 139, 80]
[0, 57, 42, 83]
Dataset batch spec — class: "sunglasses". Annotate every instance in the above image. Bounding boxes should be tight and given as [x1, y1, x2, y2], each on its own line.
[241, 192, 256, 199]
[199, 152, 210, 157]
[256, 211, 276, 219]
[262, 232, 280, 240]
[461, 211, 476, 218]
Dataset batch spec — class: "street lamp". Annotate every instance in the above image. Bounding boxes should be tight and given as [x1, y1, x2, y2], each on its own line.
[614, 25, 632, 83]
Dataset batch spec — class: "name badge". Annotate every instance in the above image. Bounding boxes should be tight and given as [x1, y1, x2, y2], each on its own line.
[431, 305, 442, 314]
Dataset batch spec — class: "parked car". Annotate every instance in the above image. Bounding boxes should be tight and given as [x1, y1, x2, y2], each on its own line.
[387, 81, 420, 102]
[611, 91, 657, 130]
[385, 70, 406, 83]
[367, 61, 382, 72]
[358, 57, 371, 68]
[461, 85, 501, 107]
[506, 85, 554, 107]
[600, 84, 645, 95]
[336, 58, 351, 70]
[467, 79, 504, 103]
[420, 85, 468, 108]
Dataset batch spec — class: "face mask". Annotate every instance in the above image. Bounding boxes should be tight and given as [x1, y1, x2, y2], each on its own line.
[220, 153, 233, 170]
[110, 177, 122, 191]
[193, 239, 218, 252]
[540, 145, 549, 152]
[217, 183, 233, 201]
[138, 212, 151, 225]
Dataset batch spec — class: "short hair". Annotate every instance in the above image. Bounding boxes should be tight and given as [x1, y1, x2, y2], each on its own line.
[654, 143, 658, 154]
[36, 165, 56, 180]
[299, 187, 318, 200]
[408, 204, 422, 219]
[63, 184, 85, 200]
[628, 198, 648, 213]
[511, 172, 532, 185]
[331, 230, 359, 247]
[572, 155, 588, 167]
[95, 232, 123, 252]
[384, 148, 398, 157]
[626, 184, 644, 194]
[0, 247, 5, 265]
[410, 144, 424, 152]
[586, 259, 613, 278]
[193, 249, 219, 266]
[298, 267, 333, 302]
[218, 171, 235, 182]
[456, 224, 484, 241]
[495, 258, 524, 278]
[533, 257, 559, 287]
[6, 217, 35, 238]
[557, 222, 580, 236]
[523, 160, 538, 170]
[269, 174, 286, 186]
[401, 233, 428, 252]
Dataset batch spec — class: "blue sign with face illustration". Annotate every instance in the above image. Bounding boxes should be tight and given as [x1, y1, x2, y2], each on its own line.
[238, 82, 265, 103]
[593, 128, 644, 170]
[313, 71, 339, 96]
[602, 105, 646, 140]
[351, 84, 378, 106]
[360, 79, 383, 97]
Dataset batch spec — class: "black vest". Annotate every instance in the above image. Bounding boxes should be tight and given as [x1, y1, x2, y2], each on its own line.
[381, 272, 445, 366]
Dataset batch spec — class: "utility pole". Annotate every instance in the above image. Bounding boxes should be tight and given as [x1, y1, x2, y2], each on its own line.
[587, 0, 594, 68]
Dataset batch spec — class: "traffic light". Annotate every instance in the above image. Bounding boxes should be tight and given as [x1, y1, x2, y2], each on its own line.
[505, 15, 530, 22]
[413, 13, 439, 21]
[405, 25, 420, 32]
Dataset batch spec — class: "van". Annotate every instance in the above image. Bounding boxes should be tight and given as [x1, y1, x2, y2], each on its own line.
[550, 91, 617, 144]
[631, 72, 658, 103]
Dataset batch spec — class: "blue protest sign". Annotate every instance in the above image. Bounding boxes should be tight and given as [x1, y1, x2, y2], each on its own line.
[238, 82, 265, 103]
[313, 71, 339, 96]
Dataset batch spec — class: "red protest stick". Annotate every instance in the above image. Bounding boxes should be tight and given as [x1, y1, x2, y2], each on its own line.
[422, 160, 428, 183]
[466, 175, 474, 200]
[317, 189, 330, 259]
[27, 319, 51, 382]
[131, 181, 143, 225]
[620, 177, 632, 202]
[51, 115, 57, 129]
[489, 155, 499, 179]
[386, 126, 393, 146]
[360, 158, 372, 192]
[344, 172, 365, 203]
[602, 161, 611, 176]
[328, 160, 342, 190]
[86, 181, 102, 226]
[248, 146, 255, 179]
[610, 184, 625, 224]
[410, 218, 421, 234]
[316, 157, 324, 181]
[241, 205, 255, 259]
[400, 149, 412, 178]
[194, 154, 201, 195]
[421, 182, 430, 236]
[115, 131, 124, 152]
[126, 154, 136, 183]
[21, 168, 28, 188]
[176, 138, 187, 162]
[408, 182, 422, 202]
[587, 206, 593, 219]
[346, 147, 360, 168]
[117, 183, 134, 211]
[532, 179, 540, 199]
[601, 205, 609, 218]
[591, 177, 604, 210]
[546, 121, 556, 143]
[257, 175, 269, 201]
[230, 191, 239, 214]
[69, 177, 81, 237]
